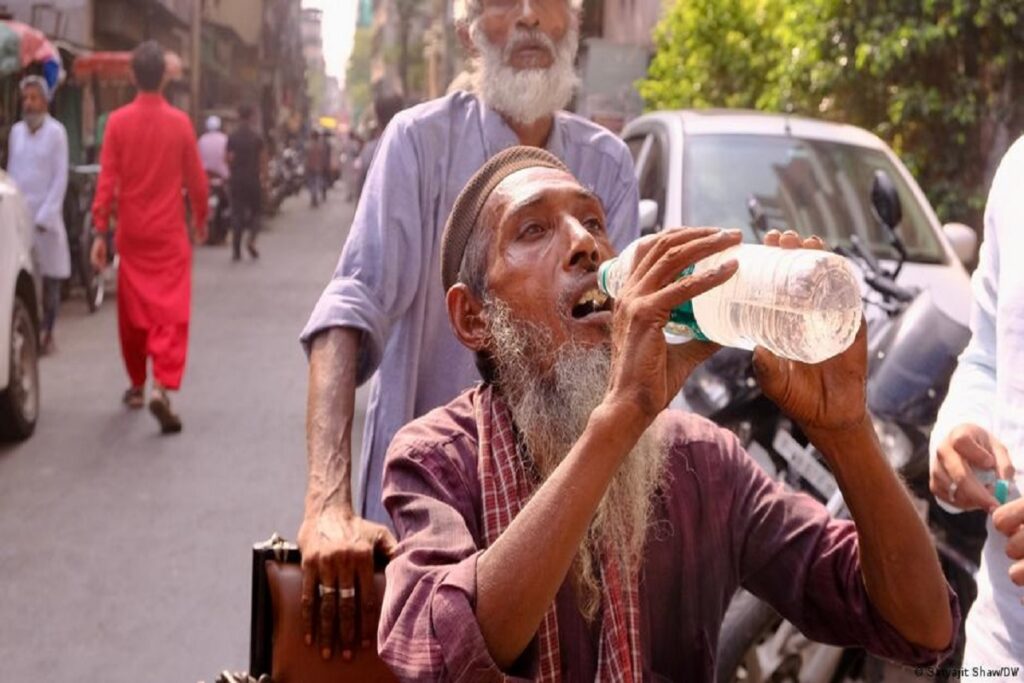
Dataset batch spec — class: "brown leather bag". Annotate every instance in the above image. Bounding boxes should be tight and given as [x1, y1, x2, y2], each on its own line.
[250, 535, 397, 683]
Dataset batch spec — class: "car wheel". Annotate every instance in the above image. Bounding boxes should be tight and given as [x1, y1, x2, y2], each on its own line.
[0, 296, 40, 441]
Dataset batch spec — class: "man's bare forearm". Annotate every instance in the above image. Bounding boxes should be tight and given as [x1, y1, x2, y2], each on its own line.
[305, 326, 361, 516]
[806, 417, 953, 651]
[475, 399, 648, 669]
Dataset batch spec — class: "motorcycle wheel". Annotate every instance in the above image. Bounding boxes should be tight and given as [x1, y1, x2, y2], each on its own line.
[716, 590, 888, 683]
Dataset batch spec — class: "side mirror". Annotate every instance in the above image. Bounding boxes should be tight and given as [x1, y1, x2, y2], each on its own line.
[942, 222, 978, 265]
[871, 169, 903, 232]
[639, 198, 659, 235]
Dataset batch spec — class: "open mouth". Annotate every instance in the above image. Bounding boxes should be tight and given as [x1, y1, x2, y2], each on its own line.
[571, 288, 612, 319]
[514, 45, 550, 58]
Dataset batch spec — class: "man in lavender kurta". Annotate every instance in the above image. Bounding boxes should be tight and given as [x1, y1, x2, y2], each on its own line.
[296, 0, 639, 660]
[377, 147, 958, 680]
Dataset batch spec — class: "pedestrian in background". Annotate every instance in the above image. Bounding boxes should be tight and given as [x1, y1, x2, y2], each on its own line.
[305, 128, 327, 208]
[198, 115, 230, 181]
[226, 104, 264, 261]
[91, 41, 208, 434]
[930, 136, 1024, 673]
[7, 75, 70, 355]
[199, 115, 230, 245]
[341, 131, 362, 203]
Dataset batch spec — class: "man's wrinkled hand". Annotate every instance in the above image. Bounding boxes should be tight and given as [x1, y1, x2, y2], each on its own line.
[606, 227, 741, 421]
[753, 230, 869, 434]
[297, 508, 398, 661]
[90, 236, 108, 273]
[931, 423, 1014, 513]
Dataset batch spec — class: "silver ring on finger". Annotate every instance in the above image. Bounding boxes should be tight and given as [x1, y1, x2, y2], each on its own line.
[948, 480, 959, 502]
[318, 584, 338, 597]
[339, 587, 356, 600]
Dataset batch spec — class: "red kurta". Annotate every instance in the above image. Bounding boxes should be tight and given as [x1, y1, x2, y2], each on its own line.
[92, 93, 207, 389]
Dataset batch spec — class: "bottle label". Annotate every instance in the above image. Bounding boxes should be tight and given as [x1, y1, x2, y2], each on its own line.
[668, 265, 708, 341]
[599, 258, 709, 343]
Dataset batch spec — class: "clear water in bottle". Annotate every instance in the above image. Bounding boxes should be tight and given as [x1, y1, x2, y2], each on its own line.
[598, 240, 863, 364]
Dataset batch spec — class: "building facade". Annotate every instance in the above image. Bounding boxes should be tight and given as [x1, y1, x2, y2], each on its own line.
[201, 0, 263, 124]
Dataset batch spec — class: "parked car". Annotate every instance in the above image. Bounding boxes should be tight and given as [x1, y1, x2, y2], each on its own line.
[0, 170, 41, 441]
[620, 110, 980, 680]
[620, 109, 976, 326]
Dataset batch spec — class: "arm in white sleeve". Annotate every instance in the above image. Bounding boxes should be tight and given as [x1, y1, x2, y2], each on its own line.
[299, 115, 425, 381]
[929, 164, 1002, 464]
[35, 124, 69, 233]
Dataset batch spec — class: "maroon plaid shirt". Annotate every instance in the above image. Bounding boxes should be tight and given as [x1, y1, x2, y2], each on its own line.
[378, 386, 958, 681]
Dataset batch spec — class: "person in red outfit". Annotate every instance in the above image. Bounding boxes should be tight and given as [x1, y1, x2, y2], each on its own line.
[90, 41, 208, 434]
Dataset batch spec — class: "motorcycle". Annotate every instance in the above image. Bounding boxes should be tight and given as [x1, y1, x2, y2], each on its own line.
[263, 147, 305, 216]
[206, 172, 231, 245]
[283, 146, 306, 197]
[699, 171, 986, 682]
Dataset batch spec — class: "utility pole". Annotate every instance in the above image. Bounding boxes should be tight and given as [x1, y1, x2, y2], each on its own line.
[190, 0, 202, 129]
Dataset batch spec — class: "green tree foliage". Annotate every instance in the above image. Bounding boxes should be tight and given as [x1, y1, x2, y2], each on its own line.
[639, 0, 1024, 226]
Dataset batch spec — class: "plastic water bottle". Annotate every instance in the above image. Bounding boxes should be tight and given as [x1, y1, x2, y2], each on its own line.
[597, 240, 863, 363]
[935, 468, 1017, 514]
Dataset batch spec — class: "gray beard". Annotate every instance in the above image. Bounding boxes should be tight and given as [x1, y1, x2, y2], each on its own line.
[483, 297, 668, 620]
[23, 112, 45, 131]
[470, 21, 580, 126]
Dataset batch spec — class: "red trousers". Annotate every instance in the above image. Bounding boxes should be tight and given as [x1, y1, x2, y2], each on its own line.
[117, 292, 188, 391]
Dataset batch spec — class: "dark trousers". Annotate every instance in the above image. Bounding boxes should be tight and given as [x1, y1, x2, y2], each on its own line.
[42, 276, 62, 334]
[231, 187, 262, 258]
[308, 171, 326, 206]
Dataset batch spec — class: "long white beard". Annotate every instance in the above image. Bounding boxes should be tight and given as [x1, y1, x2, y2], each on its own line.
[484, 297, 668, 620]
[470, 22, 580, 126]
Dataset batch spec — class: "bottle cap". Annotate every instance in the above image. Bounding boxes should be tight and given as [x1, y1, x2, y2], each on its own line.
[597, 259, 614, 297]
[994, 479, 1010, 505]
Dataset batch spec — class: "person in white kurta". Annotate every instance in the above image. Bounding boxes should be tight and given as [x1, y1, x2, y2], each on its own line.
[930, 136, 1024, 679]
[6, 76, 70, 353]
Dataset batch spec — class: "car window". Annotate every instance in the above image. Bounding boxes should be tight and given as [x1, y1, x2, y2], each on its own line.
[638, 133, 667, 229]
[625, 135, 647, 165]
[681, 134, 945, 263]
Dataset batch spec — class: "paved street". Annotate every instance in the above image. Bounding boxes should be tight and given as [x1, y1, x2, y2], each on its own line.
[0, 189, 363, 681]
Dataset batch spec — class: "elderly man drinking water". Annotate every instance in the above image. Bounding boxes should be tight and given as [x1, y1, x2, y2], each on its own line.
[374, 147, 958, 681]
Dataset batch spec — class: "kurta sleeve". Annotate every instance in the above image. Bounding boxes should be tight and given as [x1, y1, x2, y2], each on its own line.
[35, 123, 68, 234]
[928, 140, 1013, 474]
[379, 439, 537, 682]
[299, 115, 425, 384]
[601, 143, 641, 252]
[720, 431, 959, 666]
[181, 117, 208, 228]
[92, 116, 120, 234]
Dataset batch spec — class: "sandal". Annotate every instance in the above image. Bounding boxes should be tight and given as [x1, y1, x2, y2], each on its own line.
[148, 388, 183, 434]
[122, 386, 145, 410]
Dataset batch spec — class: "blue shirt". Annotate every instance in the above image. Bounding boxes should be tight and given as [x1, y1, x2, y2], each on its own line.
[301, 92, 640, 524]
